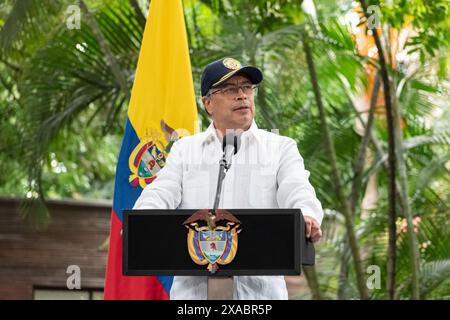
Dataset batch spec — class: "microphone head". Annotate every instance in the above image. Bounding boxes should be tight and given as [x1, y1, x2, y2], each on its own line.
[222, 131, 241, 155]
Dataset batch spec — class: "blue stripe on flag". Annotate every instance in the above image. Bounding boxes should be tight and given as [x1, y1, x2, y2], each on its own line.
[113, 118, 144, 222]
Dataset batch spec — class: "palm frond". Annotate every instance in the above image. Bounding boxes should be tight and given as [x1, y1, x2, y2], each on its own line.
[420, 260, 450, 298]
[16, 0, 143, 226]
[0, 0, 65, 55]
[403, 132, 450, 150]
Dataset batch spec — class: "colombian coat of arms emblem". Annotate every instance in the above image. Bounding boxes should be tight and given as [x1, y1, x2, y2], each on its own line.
[183, 209, 242, 273]
[128, 120, 178, 188]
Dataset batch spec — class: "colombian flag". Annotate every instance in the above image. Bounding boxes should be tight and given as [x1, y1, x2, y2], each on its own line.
[104, 0, 198, 299]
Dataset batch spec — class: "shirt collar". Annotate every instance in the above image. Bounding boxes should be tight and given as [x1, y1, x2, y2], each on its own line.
[201, 120, 260, 145]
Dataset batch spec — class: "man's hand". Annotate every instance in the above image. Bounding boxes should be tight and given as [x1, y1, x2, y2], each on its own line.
[304, 216, 322, 243]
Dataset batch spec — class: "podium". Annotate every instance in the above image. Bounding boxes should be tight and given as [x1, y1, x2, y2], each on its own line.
[123, 208, 315, 299]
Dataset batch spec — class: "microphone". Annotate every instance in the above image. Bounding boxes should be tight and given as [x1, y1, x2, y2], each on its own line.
[222, 132, 241, 170]
[212, 131, 241, 211]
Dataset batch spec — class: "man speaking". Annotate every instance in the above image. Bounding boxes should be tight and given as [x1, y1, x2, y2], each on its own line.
[134, 57, 324, 299]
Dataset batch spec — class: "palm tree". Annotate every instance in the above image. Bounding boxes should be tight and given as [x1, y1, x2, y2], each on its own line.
[1, 0, 145, 228]
[0, 0, 448, 299]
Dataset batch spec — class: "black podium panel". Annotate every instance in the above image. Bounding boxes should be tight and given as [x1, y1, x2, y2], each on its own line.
[123, 208, 315, 276]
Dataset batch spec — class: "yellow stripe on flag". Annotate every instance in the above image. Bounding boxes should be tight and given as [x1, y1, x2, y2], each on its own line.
[128, 0, 198, 140]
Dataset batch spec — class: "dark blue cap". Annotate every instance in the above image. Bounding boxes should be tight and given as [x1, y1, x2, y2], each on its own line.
[201, 57, 263, 96]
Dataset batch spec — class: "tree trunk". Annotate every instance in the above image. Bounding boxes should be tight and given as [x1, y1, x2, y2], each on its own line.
[337, 237, 352, 299]
[302, 29, 369, 300]
[359, 0, 399, 300]
[391, 80, 421, 299]
[303, 266, 323, 299]
[338, 72, 381, 299]
[351, 73, 381, 214]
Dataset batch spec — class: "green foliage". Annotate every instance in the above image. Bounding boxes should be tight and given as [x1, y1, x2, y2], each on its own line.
[0, 0, 448, 299]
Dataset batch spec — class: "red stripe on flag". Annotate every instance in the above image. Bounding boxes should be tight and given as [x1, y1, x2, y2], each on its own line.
[104, 210, 169, 300]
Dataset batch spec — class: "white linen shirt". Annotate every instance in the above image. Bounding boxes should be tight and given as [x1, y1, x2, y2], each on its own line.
[133, 120, 324, 300]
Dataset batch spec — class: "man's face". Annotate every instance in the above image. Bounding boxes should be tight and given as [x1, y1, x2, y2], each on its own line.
[202, 74, 255, 132]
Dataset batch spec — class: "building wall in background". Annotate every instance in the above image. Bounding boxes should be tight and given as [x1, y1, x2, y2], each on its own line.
[0, 198, 110, 299]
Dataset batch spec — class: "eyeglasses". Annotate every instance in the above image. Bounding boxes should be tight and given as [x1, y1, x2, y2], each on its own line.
[208, 84, 258, 97]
